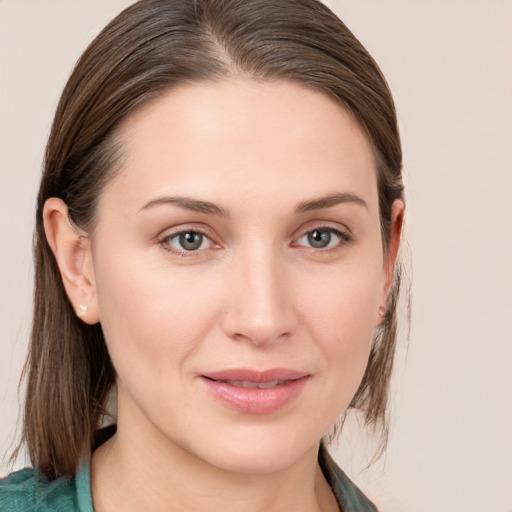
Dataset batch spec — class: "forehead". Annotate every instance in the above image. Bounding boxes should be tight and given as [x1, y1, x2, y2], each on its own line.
[104, 79, 379, 215]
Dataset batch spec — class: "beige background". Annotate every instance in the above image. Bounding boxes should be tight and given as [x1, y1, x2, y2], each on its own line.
[1, 1, 511, 511]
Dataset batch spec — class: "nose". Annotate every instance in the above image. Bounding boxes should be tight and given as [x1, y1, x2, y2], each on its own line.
[221, 245, 297, 346]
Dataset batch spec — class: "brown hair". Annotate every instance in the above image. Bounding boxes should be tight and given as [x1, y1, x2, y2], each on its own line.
[16, 0, 404, 479]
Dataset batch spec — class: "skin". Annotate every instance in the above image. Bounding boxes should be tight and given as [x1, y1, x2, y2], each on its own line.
[44, 79, 403, 512]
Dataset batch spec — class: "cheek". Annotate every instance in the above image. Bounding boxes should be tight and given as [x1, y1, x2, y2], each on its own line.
[92, 249, 221, 385]
[298, 259, 382, 334]
[297, 262, 382, 387]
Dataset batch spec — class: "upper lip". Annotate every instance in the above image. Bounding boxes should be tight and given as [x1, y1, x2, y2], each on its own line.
[201, 368, 309, 383]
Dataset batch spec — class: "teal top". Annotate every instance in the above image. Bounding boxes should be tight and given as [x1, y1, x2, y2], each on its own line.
[0, 460, 93, 512]
[0, 446, 376, 511]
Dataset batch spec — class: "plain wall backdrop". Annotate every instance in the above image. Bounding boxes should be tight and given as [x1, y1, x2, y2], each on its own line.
[1, 1, 511, 511]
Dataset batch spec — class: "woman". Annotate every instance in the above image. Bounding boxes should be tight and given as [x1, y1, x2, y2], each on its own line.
[0, 0, 405, 510]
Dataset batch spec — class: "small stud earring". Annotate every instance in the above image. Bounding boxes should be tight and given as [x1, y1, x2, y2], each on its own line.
[378, 306, 386, 318]
[77, 305, 88, 318]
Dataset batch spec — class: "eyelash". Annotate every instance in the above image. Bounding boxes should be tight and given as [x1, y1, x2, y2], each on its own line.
[157, 225, 353, 256]
[293, 225, 353, 251]
[158, 227, 218, 257]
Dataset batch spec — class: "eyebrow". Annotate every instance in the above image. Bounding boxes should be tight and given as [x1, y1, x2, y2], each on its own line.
[138, 191, 367, 216]
[294, 192, 367, 213]
[139, 196, 229, 216]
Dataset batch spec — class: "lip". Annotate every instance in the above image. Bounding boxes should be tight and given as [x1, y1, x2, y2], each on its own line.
[200, 368, 310, 414]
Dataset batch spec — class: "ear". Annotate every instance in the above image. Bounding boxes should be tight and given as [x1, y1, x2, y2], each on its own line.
[43, 198, 100, 324]
[377, 199, 405, 324]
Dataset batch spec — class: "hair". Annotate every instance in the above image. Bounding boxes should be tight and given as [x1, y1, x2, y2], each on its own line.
[15, 0, 405, 479]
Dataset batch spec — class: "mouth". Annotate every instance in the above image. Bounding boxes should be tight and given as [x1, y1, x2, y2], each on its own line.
[215, 379, 289, 389]
[200, 368, 310, 414]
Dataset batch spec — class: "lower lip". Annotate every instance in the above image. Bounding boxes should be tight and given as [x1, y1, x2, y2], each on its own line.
[201, 376, 309, 414]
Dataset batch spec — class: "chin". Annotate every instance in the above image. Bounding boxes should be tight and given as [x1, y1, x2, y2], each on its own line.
[186, 423, 322, 475]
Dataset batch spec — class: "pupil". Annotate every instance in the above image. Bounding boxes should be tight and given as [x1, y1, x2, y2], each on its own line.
[180, 232, 202, 250]
[308, 230, 331, 248]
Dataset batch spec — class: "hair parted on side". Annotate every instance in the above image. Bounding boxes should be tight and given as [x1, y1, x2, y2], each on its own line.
[15, 0, 405, 480]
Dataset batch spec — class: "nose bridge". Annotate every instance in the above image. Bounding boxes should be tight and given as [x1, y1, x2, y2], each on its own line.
[223, 239, 295, 345]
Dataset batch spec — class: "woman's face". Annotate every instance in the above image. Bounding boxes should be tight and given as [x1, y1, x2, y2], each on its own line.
[89, 79, 395, 473]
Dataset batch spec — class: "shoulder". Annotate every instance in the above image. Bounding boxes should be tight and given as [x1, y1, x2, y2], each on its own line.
[0, 467, 80, 512]
[319, 445, 378, 512]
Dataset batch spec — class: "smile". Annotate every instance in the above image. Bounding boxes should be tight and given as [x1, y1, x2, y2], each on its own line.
[200, 369, 310, 414]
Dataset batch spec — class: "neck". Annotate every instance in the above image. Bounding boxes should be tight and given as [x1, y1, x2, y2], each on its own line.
[91, 419, 337, 512]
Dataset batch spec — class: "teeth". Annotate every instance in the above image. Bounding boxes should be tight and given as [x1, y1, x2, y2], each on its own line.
[226, 379, 282, 389]
[229, 380, 258, 388]
[257, 380, 281, 388]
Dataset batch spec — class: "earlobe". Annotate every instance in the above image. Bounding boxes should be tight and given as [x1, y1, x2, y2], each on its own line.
[43, 198, 100, 324]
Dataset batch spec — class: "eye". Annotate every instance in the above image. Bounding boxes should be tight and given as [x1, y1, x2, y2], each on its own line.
[160, 230, 217, 253]
[295, 227, 350, 250]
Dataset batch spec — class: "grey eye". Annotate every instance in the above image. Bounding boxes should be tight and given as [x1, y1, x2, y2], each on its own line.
[161, 229, 217, 254]
[307, 229, 332, 248]
[178, 232, 204, 251]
